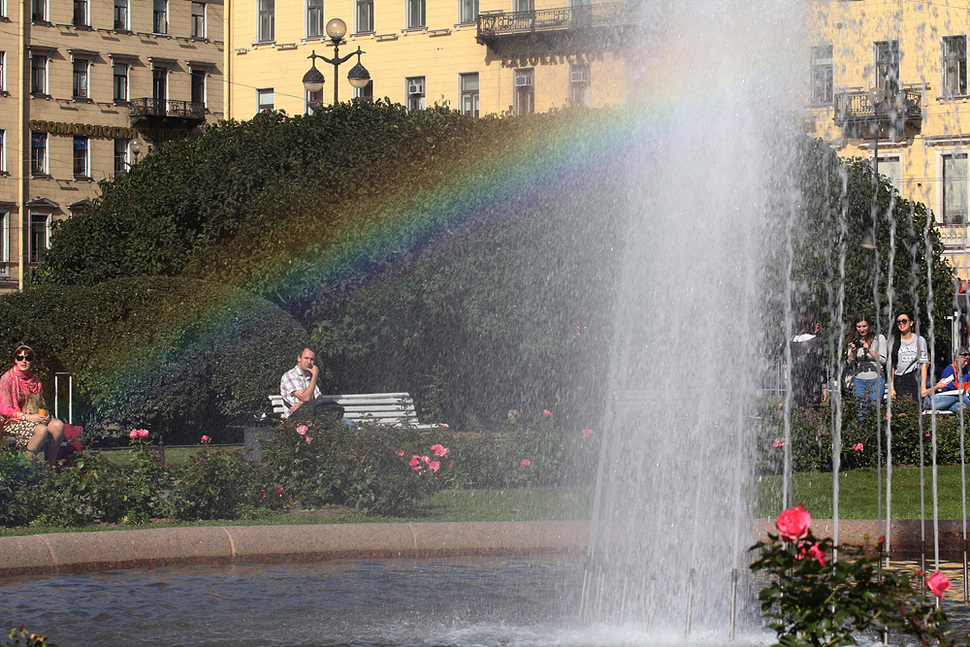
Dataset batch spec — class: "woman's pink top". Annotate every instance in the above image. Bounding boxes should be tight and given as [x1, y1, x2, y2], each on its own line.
[0, 366, 42, 424]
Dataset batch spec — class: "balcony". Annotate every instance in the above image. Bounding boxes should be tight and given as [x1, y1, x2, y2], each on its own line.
[129, 98, 206, 129]
[833, 86, 923, 141]
[476, 2, 629, 49]
[938, 223, 970, 250]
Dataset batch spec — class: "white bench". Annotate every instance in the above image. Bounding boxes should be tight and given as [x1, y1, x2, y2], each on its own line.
[267, 392, 440, 430]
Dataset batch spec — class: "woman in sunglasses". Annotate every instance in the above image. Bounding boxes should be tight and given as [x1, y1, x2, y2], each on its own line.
[0, 344, 64, 466]
[890, 311, 929, 404]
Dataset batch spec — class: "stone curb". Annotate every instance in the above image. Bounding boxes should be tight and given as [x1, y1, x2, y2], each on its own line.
[2, 519, 967, 578]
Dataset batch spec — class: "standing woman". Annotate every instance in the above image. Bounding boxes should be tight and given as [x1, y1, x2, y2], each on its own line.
[0, 344, 64, 466]
[846, 313, 887, 405]
[890, 311, 929, 403]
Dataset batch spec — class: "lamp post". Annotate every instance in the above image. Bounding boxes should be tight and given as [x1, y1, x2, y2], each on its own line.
[302, 18, 371, 105]
[130, 138, 142, 165]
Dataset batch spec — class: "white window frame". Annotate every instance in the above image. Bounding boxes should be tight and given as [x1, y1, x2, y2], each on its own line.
[73, 0, 89, 27]
[114, 138, 130, 176]
[257, 87, 274, 113]
[258, 0, 275, 42]
[73, 135, 90, 178]
[810, 44, 833, 105]
[306, 87, 324, 112]
[307, 0, 324, 38]
[113, 61, 129, 102]
[940, 150, 970, 226]
[513, 67, 534, 115]
[30, 53, 48, 95]
[406, 0, 425, 29]
[192, 1, 207, 38]
[27, 212, 50, 265]
[458, 0, 477, 24]
[153, 0, 168, 34]
[0, 129, 5, 173]
[355, 0, 374, 33]
[30, 132, 47, 175]
[191, 68, 208, 108]
[0, 51, 5, 92]
[114, 0, 129, 30]
[353, 80, 373, 102]
[0, 212, 8, 276]
[32, 0, 47, 22]
[72, 56, 90, 99]
[943, 35, 968, 98]
[406, 76, 425, 111]
[568, 63, 590, 106]
[874, 40, 900, 94]
[459, 72, 478, 116]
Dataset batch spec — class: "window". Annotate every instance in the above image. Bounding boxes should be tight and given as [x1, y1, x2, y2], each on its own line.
[258, 0, 275, 42]
[192, 2, 206, 38]
[114, 0, 128, 30]
[113, 62, 129, 102]
[514, 68, 534, 115]
[356, 0, 373, 32]
[406, 0, 425, 28]
[0, 130, 5, 173]
[944, 152, 969, 225]
[307, 0, 323, 38]
[30, 132, 47, 176]
[810, 44, 833, 104]
[31, 0, 46, 21]
[569, 63, 590, 106]
[30, 54, 47, 95]
[153, 66, 167, 103]
[191, 69, 207, 107]
[459, 0, 478, 23]
[114, 138, 129, 176]
[73, 136, 89, 178]
[73, 58, 89, 99]
[306, 87, 323, 111]
[874, 40, 900, 95]
[257, 88, 274, 113]
[0, 52, 5, 92]
[0, 212, 7, 276]
[876, 154, 902, 192]
[460, 73, 479, 116]
[513, 0, 529, 11]
[406, 76, 425, 111]
[153, 0, 168, 34]
[943, 36, 968, 97]
[28, 213, 49, 264]
[353, 80, 373, 102]
[73, 0, 88, 26]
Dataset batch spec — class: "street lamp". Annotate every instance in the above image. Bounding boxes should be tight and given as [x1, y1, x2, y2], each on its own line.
[130, 138, 142, 165]
[302, 18, 371, 105]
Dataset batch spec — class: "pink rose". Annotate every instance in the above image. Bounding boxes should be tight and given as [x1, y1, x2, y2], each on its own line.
[542, 410, 552, 418]
[130, 429, 148, 440]
[129, 430, 139, 439]
[396, 450, 405, 457]
[428, 460, 441, 473]
[926, 571, 951, 598]
[776, 504, 811, 542]
[772, 439, 785, 448]
[521, 459, 531, 467]
[430, 444, 450, 457]
[853, 443, 863, 452]
[296, 425, 308, 436]
[200, 435, 211, 444]
[273, 485, 284, 496]
[806, 543, 825, 565]
[440, 423, 448, 429]
[305, 436, 312, 444]
[582, 429, 594, 438]
[409, 456, 421, 468]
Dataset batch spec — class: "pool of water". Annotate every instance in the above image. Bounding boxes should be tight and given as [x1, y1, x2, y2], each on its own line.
[1, 557, 771, 647]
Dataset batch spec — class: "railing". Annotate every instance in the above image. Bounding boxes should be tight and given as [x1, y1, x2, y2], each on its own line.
[833, 86, 923, 138]
[937, 223, 970, 249]
[129, 98, 205, 121]
[477, 2, 628, 41]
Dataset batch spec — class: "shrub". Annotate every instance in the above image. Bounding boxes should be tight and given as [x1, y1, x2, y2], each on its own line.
[168, 439, 275, 520]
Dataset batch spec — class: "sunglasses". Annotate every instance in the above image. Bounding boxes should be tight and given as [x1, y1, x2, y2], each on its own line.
[897, 319, 911, 325]
[14, 355, 32, 361]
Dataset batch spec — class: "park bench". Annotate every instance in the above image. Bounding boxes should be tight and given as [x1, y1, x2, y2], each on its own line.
[245, 392, 442, 459]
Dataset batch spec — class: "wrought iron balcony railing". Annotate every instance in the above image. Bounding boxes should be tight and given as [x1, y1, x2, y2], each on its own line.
[832, 86, 923, 140]
[129, 98, 206, 122]
[477, 2, 628, 43]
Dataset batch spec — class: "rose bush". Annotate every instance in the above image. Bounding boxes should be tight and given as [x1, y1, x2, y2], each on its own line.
[752, 505, 957, 647]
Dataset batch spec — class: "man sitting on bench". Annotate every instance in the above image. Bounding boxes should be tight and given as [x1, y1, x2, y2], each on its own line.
[280, 347, 349, 424]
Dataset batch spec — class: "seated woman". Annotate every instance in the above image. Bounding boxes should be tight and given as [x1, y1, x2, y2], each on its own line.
[0, 344, 65, 466]
[923, 348, 970, 413]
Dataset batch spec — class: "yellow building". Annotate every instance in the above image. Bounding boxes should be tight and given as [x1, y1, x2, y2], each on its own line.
[807, 0, 970, 279]
[223, 0, 627, 120]
[0, 0, 224, 290]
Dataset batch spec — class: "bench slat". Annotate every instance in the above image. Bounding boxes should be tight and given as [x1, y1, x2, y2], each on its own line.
[267, 392, 436, 428]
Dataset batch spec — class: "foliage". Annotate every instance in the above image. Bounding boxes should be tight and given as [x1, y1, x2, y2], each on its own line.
[769, 139, 955, 369]
[762, 397, 970, 473]
[0, 448, 44, 526]
[260, 417, 450, 514]
[0, 276, 307, 443]
[3, 626, 56, 647]
[752, 508, 958, 647]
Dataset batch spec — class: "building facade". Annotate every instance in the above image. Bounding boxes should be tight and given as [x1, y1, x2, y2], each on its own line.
[806, 0, 970, 279]
[0, 0, 224, 290]
[223, 0, 627, 121]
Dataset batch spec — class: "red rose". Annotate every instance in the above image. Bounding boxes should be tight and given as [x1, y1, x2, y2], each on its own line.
[926, 571, 951, 598]
[776, 504, 812, 542]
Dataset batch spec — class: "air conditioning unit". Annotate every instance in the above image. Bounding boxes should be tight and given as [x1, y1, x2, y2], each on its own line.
[570, 70, 587, 83]
[408, 83, 424, 95]
[514, 75, 532, 86]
